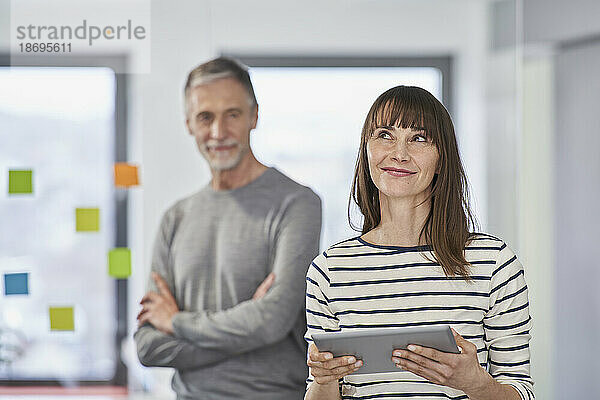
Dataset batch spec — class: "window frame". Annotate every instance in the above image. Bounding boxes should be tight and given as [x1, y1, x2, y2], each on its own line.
[0, 53, 129, 387]
[224, 55, 453, 115]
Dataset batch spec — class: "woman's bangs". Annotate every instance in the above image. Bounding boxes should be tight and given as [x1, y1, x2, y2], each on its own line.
[370, 95, 438, 142]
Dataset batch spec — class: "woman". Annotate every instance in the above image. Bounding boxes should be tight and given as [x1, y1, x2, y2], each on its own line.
[304, 86, 533, 400]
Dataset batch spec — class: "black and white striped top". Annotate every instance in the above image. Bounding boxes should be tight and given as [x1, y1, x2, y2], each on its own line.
[305, 234, 534, 400]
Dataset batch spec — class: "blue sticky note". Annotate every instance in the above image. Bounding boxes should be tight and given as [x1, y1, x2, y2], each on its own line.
[4, 273, 29, 295]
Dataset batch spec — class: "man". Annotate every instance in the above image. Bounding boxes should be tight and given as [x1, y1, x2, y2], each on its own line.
[134, 57, 322, 399]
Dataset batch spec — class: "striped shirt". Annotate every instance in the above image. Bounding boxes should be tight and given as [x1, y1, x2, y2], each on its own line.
[305, 234, 534, 400]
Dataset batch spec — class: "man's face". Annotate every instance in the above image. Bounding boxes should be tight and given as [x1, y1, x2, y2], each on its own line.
[186, 77, 258, 171]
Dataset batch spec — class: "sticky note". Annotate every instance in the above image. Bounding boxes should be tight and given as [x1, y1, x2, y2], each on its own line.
[49, 306, 74, 331]
[114, 163, 139, 187]
[4, 273, 29, 295]
[76, 208, 100, 232]
[8, 169, 33, 194]
[108, 248, 131, 278]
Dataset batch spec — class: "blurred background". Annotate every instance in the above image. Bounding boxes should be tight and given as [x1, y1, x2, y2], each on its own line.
[0, 0, 598, 399]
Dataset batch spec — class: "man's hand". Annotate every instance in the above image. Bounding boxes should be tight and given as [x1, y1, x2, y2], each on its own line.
[137, 272, 179, 335]
[252, 272, 275, 300]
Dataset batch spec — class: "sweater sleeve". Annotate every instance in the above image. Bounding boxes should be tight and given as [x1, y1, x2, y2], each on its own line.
[134, 325, 231, 369]
[484, 243, 535, 400]
[134, 206, 232, 369]
[171, 190, 322, 355]
[304, 251, 341, 390]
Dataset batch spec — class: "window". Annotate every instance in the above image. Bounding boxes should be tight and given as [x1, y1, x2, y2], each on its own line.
[240, 58, 448, 247]
[0, 65, 125, 383]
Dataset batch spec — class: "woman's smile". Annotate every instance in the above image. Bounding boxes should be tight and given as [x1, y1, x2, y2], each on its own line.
[381, 167, 417, 177]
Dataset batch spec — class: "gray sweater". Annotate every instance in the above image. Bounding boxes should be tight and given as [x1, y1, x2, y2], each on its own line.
[134, 167, 322, 400]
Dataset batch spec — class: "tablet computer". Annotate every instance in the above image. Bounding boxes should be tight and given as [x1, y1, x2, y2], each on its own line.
[311, 325, 460, 375]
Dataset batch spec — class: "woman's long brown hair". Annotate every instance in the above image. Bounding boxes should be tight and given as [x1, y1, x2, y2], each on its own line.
[349, 86, 478, 279]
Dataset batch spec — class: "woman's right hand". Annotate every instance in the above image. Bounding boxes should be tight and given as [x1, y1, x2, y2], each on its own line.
[307, 342, 363, 384]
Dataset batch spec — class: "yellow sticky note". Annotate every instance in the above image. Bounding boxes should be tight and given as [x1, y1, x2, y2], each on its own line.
[8, 169, 33, 194]
[114, 163, 139, 187]
[76, 208, 100, 232]
[108, 248, 131, 278]
[49, 306, 74, 331]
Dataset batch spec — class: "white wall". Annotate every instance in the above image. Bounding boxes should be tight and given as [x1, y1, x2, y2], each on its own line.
[521, 53, 555, 400]
[521, 1, 600, 398]
[554, 40, 600, 399]
[524, 0, 600, 44]
[485, 47, 519, 245]
[0, 0, 9, 49]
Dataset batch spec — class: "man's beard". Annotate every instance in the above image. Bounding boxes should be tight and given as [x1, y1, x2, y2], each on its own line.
[200, 141, 247, 171]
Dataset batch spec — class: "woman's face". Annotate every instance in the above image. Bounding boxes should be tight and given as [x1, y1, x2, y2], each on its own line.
[367, 125, 439, 202]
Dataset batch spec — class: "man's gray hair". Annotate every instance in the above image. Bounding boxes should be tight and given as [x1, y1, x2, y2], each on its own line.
[184, 57, 257, 114]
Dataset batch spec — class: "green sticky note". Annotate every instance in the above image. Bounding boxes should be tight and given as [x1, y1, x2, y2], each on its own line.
[76, 208, 100, 232]
[8, 169, 33, 194]
[49, 306, 74, 331]
[108, 248, 131, 278]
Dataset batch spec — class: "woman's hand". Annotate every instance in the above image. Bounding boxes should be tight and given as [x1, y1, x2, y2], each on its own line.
[307, 342, 363, 384]
[391, 328, 489, 394]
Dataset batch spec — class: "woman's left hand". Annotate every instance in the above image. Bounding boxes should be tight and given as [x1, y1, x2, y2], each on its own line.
[391, 328, 489, 394]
